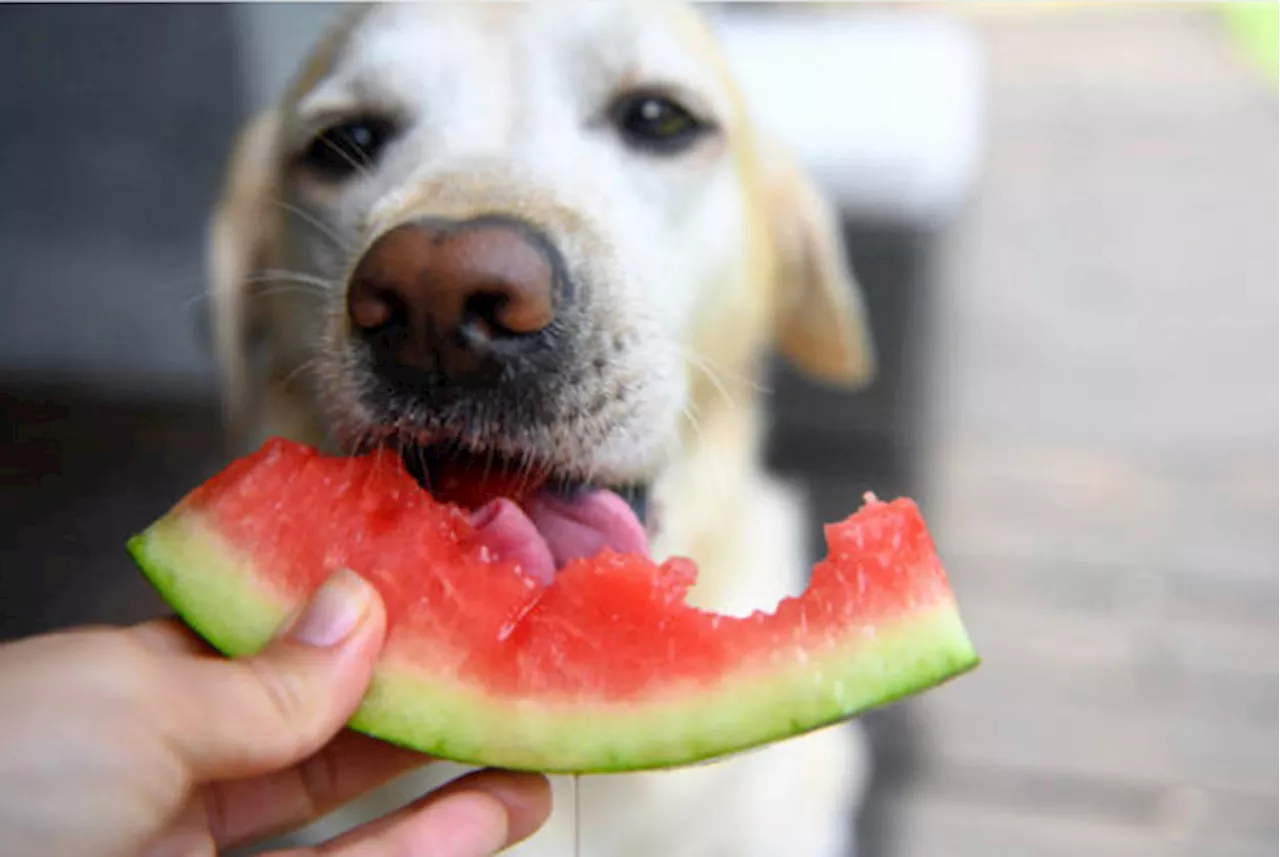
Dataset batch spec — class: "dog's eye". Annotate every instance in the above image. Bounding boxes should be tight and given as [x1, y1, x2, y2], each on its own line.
[610, 92, 709, 155]
[299, 117, 397, 179]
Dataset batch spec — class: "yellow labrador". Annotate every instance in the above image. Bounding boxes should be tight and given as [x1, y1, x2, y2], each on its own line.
[210, 2, 875, 854]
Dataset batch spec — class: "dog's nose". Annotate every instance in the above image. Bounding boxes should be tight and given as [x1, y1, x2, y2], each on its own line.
[347, 216, 559, 377]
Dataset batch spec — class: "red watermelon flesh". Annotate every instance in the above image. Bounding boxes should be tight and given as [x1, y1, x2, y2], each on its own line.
[127, 437, 978, 773]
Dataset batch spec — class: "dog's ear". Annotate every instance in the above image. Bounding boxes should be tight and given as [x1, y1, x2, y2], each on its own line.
[762, 138, 875, 388]
[207, 109, 284, 432]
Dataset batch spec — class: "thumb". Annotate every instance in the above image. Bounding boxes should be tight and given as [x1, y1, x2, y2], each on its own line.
[160, 568, 388, 783]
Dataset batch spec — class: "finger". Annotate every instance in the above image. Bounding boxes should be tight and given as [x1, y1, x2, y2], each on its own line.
[140, 796, 212, 857]
[156, 569, 388, 783]
[208, 730, 433, 848]
[290, 769, 552, 857]
[130, 617, 216, 656]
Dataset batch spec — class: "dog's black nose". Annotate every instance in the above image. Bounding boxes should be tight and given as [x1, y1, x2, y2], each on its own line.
[347, 215, 561, 379]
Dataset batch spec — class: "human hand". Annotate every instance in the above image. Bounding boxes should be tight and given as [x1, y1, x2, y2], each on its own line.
[0, 569, 551, 857]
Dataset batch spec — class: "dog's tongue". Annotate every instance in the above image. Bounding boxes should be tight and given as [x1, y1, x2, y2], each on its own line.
[467, 489, 649, 585]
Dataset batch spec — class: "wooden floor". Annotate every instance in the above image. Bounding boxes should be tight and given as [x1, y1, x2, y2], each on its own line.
[862, 8, 1277, 857]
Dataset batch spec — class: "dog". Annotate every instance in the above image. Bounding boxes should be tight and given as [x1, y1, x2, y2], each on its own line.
[208, 2, 876, 854]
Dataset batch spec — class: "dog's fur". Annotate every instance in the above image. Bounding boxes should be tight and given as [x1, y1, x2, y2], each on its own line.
[209, 2, 875, 854]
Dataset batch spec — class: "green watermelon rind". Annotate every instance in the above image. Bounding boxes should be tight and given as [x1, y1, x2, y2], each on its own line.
[128, 510, 979, 774]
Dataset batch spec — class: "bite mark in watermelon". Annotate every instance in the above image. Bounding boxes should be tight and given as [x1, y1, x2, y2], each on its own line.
[127, 438, 978, 773]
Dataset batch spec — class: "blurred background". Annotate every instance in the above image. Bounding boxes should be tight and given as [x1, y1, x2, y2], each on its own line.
[0, 3, 1275, 856]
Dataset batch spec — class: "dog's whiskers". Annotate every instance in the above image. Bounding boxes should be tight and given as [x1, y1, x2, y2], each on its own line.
[669, 345, 769, 415]
[277, 354, 327, 395]
[270, 198, 357, 256]
[676, 399, 741, 511]
[316, 134, 376, 182]
[513, 445, 535, 498]
[684, 353, 741, 412]
[182, 270, 340, 313]
[270, 199, 354, 255]
[251, 268, 342, 293]
[244, 285, 330, 308]
[678, 403, 703, 440]
[677, 344, 767, 391]
[411, 440, 432, 494]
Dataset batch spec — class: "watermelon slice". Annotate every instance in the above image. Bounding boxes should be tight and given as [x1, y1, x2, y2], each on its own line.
[127, 438, 977, 773]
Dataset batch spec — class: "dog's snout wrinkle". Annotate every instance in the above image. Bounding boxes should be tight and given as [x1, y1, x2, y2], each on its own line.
[348, 216, 561, 379]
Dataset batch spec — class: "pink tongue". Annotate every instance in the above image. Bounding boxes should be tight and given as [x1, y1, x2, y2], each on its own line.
[467, 490, 649, 585]
[466, 499, 556, 585]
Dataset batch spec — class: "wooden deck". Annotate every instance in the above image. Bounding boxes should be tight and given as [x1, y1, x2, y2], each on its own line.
[837, 8, 1277, 857]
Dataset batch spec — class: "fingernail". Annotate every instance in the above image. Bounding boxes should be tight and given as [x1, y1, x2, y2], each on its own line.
[284, 569, 373, 648]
